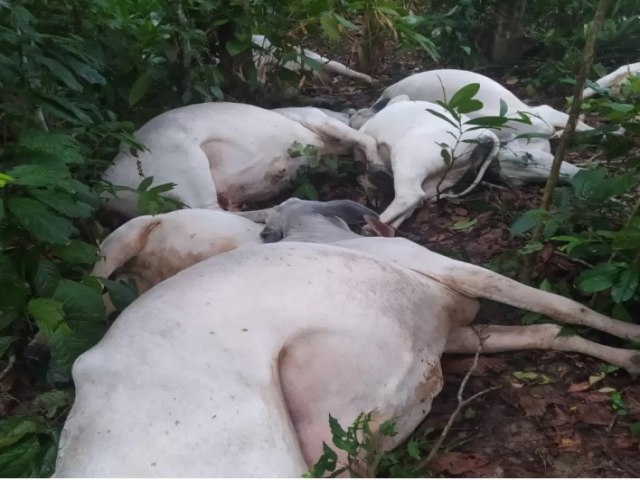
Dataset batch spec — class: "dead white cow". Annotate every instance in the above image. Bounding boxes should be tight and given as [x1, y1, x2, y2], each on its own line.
[583, 61, 640, 98]
[91, 209, 263, 296]
[357, 99, 500, 228]
[261, 198, 640, 367]
[252, 34, 373, 86]
[54, 199, 640, 477]
[349, 69, 594, 146]
[101, 102, 381, 218]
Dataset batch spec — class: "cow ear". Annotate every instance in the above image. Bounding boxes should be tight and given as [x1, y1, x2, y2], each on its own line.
[316, 200, 380, 226]
[364, 215, 395, 237]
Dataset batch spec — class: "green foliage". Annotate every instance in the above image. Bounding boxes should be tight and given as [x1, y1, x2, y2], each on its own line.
[510, 86, 640, 321]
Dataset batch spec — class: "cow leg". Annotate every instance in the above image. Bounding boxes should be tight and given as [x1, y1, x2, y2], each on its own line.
[281, 109, 384, 169]
[445, 324, 640, 375]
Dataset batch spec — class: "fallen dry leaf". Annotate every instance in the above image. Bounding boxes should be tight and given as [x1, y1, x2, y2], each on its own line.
[575, 404, 614, 426]
[556, 435, 583, 452]
[567, 381, 591, 393]
[429, 452, 489, 475]
[518, 395, 547, 417]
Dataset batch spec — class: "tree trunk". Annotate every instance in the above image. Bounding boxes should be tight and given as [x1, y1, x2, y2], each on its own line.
[490, 0, 527, 64]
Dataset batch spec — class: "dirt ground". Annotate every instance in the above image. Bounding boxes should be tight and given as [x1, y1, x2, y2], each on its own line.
[284, 51, 640, 477]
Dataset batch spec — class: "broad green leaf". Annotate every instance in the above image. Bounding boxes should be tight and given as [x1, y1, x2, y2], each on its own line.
[465, 115, 510, 127]
[52, 240, 99, 264]
[61, 56, 106, 85]
[510, 209, 547, 236]
[0, 198, 3, 222]
[32, 260, 61, 297]
[226, 39, 250, 57]
[328, 414, 347, 439]
[19, 131, 85, 165]
[0, 173, 13, 187]
[379, 419, 397, 436]
[0, 434, 45, 477]
[320, 13, 340, 41]
[456, 99, 483, 114]
[48, 321, 105, 376]
[0, 417, 42, 449]
[137, 176, 154, 192]
[53, 279, 105, 326]
[128, 71, 152, 106]
[27, 298, 65, 338]
[99, 278, 138, 312]
[448, 83, 480, 110]
[13, 390, 73, 419]
[577, 263, 620, 293]
[407, 438, 421, 460]
[611, 266, 639, 303]
[7, 197, 77, 245]
[29, 189, 93, 218]
[7, 165, 70, 188]
[38, 56, 83, 91]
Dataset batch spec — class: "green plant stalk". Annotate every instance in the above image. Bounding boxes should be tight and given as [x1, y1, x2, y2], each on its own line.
[522, 0, 612, 283]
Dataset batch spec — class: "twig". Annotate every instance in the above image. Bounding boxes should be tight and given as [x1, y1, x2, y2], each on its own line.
[0, 354, 16, 382]
[420, 327, 499, 468]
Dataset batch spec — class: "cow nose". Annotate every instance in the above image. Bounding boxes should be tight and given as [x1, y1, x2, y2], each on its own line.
[260, 227, 283, 243]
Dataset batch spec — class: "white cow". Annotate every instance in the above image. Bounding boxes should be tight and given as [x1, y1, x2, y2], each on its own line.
[101, 102, 381, 218]
[350, 69, 594, 146]
[583, 62, 640, 98]
[91, 209, 264, 296]
[54, 199, 640, 477]
[357, 100, 500, 228]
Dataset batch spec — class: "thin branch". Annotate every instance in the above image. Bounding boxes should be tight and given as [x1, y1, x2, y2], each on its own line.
[0, 354, 16, 382]
[522, 0, 611, 282]
[420, 327, 498, 468]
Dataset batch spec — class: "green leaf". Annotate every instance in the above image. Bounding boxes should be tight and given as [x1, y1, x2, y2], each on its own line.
[128, 71, 152, 106]
[451, 218, 477, 231]
[19, 131, 85, 165]
[448, 83, 480, 110]
[465, 116, 510, 127]
[379, 419, 397, 436]
[426, 108, 459, 128]
[611, 266, 639, 303]
[0, 433, 47, 477]
[61, 56, 106, 85]
[0, 198, 4, 222]
[510, 209, 547, 236]
[577, 263, 621, 293]
[27, 298, 65, 338]
[0, 172, 15, 187]
[51, 240, 99, 264]
[99, 278, 138, 312]
[7, 197, 77, 245]
[0, 337, 15, 358]
[407, 438, 421, 460]
[308, 442, 338, 477]
[456, 99, 483, 114]
[13, 390, 73, 419]
[320, 13, 340, 41]
[48, 321, 105, 376]
[28, 189, 93, 218]
[226, 39, 250, 57]
[294, 183, 318, 200]
[38, 56, 83, 91]
[32, 260, 61, 297]
[53, 279, 105, 326]
[7, 164, 71, 188]
[0, 417, 42, 449]
[328, 414, 347, 439]
[499, 98, 508, 117]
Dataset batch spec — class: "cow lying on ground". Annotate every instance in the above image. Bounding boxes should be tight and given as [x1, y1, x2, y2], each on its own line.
[101, 102, 381, 218]
[356, 99, 500, 228]
[252, 34, 373, 86]
[583, 61, 640, 99]
[55, 199, 639, 477]
[349, 69, 594, 145]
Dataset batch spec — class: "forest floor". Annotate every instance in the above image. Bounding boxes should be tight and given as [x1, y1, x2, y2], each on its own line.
[269, 50, 640, 477]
